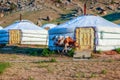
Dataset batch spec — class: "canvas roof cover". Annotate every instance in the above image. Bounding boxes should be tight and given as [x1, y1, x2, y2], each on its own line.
[49, 15, 120, 34]
[3, 20, 46, 31]
[41, 24, 57, 29]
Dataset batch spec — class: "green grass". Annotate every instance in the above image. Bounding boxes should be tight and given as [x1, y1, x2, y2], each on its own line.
[101, 69, 107, 74]
[28, 76, 35, 80]
[0, 62, 11, 74]
[49, 58, 57, 62]
[115, 48, 120, 54]
[90, 73, 97, 78]
[96, 49, 102, 54]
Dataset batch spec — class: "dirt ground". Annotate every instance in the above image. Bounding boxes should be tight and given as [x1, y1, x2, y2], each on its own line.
[0, 51, 120, 80]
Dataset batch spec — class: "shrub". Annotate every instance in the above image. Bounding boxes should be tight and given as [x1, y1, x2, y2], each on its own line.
[55, 0, 62, 3]
[49, 58, 57, 62]
[101, 69, 107, 74]
[0, 62, 10, 74]
[90, 73, 96, 78]
[41, 48, 56, 57]
[115, 48, 120, 54]
[96, 49, 102, 54]
[41, 48, 50, 57]
[29, 51, 38, 56]
[67, 48, 75, 57]
[27, 48, 43, 56]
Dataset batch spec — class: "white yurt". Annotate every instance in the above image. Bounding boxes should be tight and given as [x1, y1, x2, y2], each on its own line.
[49, 15, 120, 51]
[0, 20, 48, 45]
[41, 23, 57, 30]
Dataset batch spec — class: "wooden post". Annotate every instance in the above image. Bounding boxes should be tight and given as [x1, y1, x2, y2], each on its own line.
[84, 3, 86, 15]
[20, 14, 22, 21]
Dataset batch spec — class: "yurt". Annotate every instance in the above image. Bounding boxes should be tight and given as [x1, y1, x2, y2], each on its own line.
[41, 24, 57, 30]
[49, 15, 120, 51]
[0, 20, 48, 45]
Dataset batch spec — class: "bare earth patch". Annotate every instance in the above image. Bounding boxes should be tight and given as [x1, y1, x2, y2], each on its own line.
[0, 48, 120, 80]
[0, 60, 120, 80]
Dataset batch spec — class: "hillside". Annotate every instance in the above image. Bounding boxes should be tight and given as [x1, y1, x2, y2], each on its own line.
[0, 0, 120, 27]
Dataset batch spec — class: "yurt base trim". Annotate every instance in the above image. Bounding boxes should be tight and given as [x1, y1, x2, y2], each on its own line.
[96, 45, 120, 51]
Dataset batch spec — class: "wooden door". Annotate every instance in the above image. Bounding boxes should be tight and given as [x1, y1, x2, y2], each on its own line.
[9, 30, 21, 45]
[76, 28, 94, 51]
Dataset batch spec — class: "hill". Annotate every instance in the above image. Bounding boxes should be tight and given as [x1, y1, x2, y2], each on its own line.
[0, 0, 120, 27]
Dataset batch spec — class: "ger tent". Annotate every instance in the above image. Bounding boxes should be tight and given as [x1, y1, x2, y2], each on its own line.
[41, 23, 57, 30]
[49, 15, 120, 51]
[0, 20, 48, 45]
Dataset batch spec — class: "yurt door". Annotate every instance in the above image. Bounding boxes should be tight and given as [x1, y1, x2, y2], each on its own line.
[76, 28, 94, 51]
[9, 30, 21, 45]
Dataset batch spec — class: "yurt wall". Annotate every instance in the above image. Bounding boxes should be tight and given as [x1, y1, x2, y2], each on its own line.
[0, 20, 48, 46]
[49, 15, 120, 51]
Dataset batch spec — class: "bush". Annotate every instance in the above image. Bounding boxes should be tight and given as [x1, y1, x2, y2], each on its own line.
[29, 51, 38, 56]
[101, 69, 107, 74]
[27, 49, 43, 56]
[67, 48, 75, 57]
[96, 49, 102, 54]
[0, 62, 10, 74]
[55, 0, 62, 3]
[49, 58, 57, 62]
[41, 48, 56, 57]
[27, 49, 39, 56]
[27, 48, 56, 57]
[41, 48, 50, 57]
[115, 48, 120, 54]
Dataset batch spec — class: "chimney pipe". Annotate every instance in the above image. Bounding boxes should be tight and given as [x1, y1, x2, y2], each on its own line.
[84, 3, 86, 15]
[20, 14, 22, 21]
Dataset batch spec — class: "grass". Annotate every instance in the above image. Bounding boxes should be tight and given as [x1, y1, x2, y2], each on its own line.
[115, 48, 120, 54]
[47, 66, 54, 73]
[34, 58, 57, 64]
[38, 63, 49, 68]
[75, 72, 81, 78]
[49, 58, 57, 62]
[28, 76, 35, 80]
[101, 69, 107, 74]
[11, 55, 19, 59]
[96, 50, 102, 54]
[37, 62, 55, 73]
[90, 73, 97, 78]
[0, 62, 11, 74]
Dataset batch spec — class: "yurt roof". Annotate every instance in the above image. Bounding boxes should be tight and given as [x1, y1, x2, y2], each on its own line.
[49, 15, 120, 34]
[3, 20, 46, 31]
[41, 24, 57, 29]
